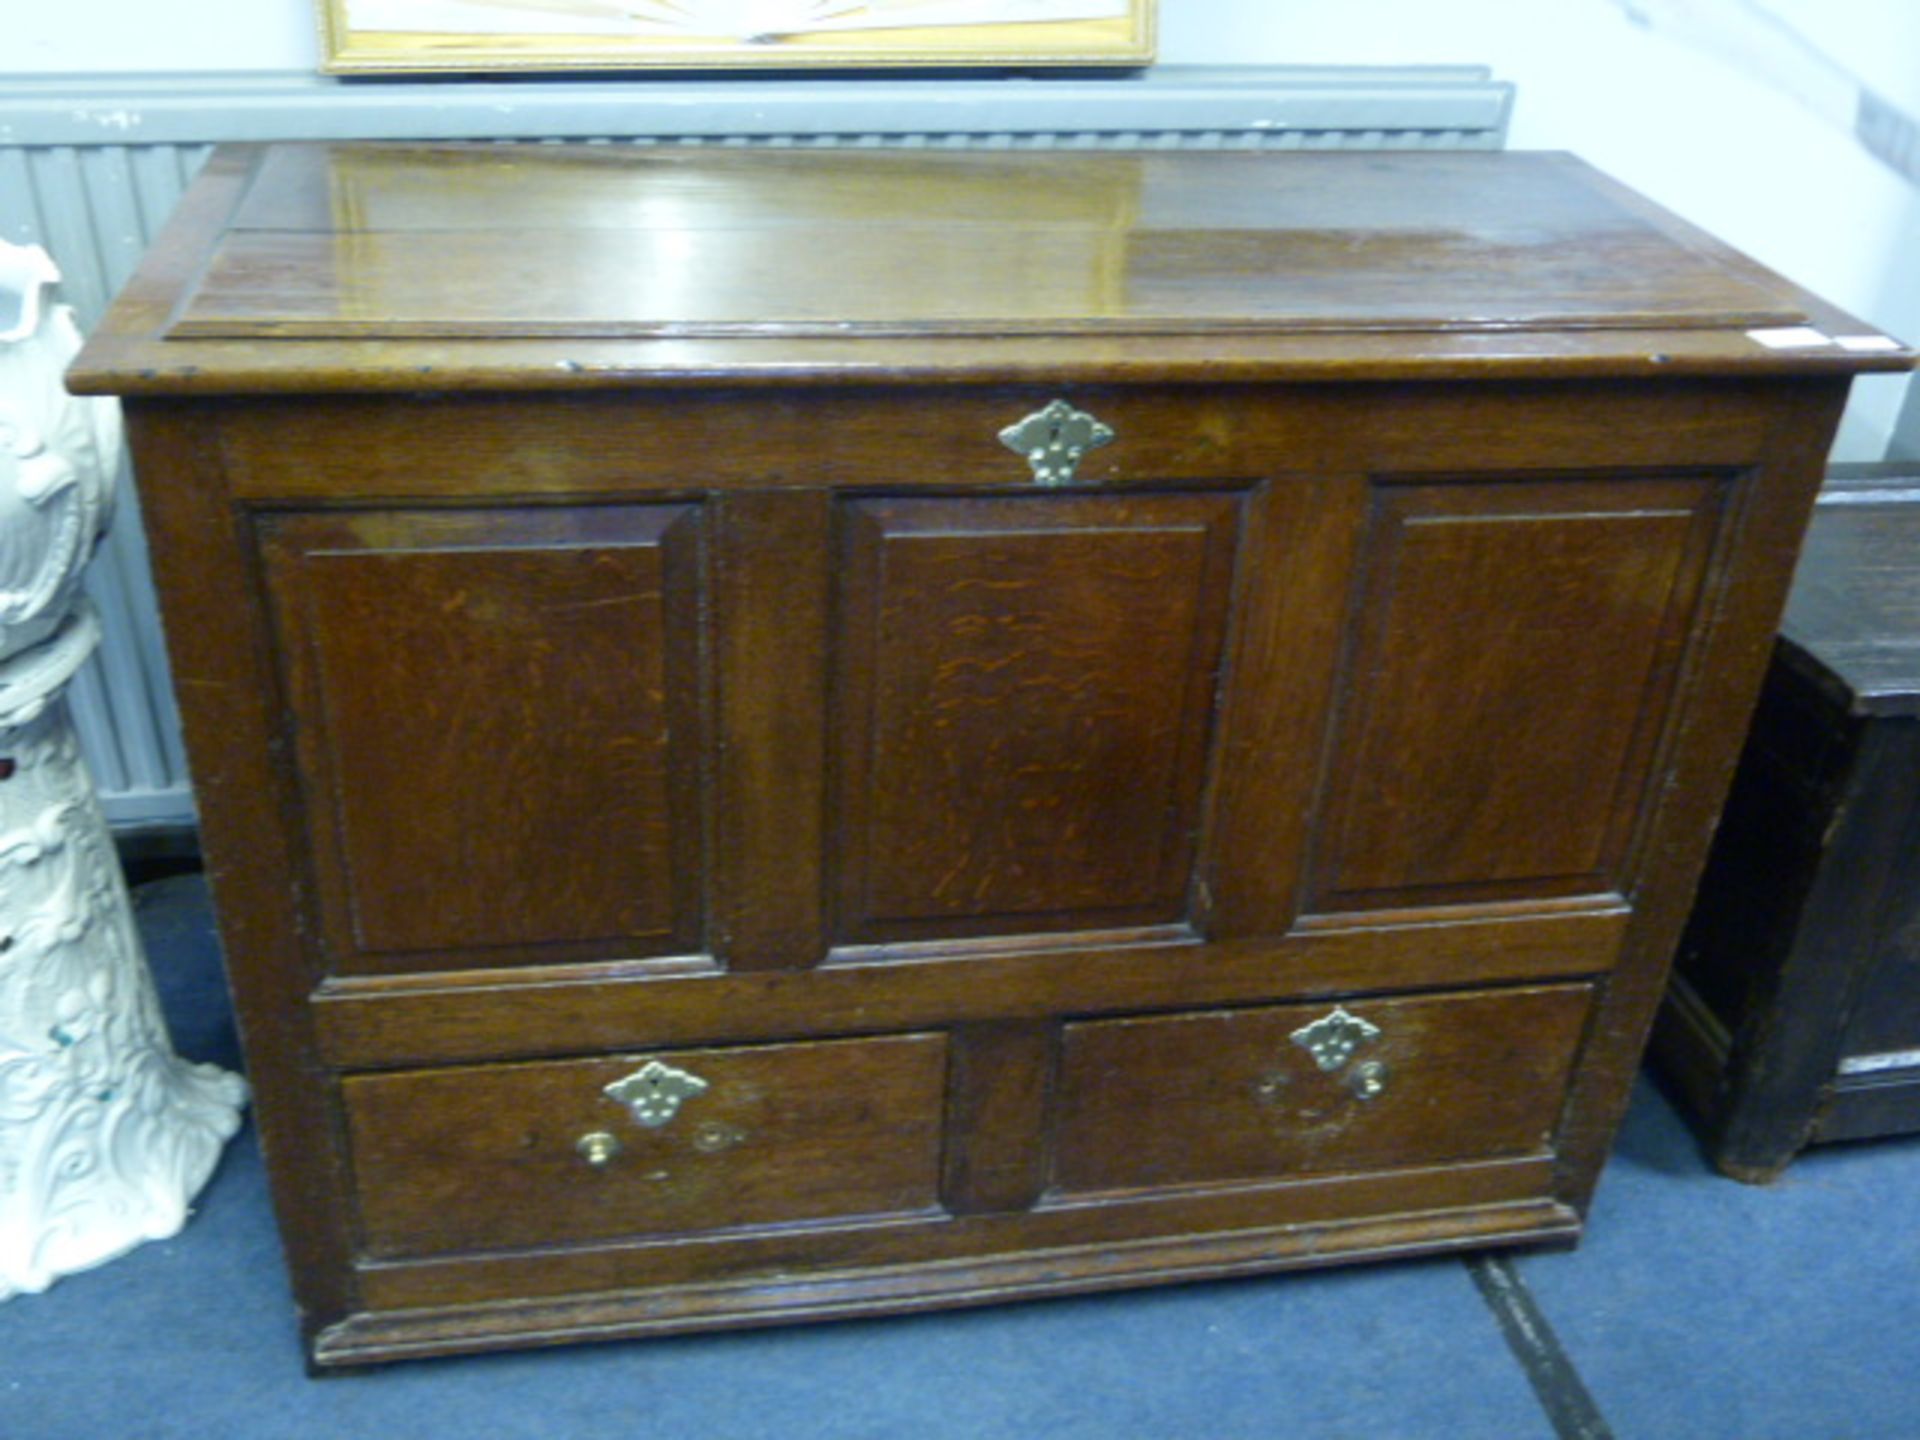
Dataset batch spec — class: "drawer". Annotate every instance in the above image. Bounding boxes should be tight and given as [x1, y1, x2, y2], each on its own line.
[343, 1033, 948, 1259]
[1052, 985, 1592, 1197]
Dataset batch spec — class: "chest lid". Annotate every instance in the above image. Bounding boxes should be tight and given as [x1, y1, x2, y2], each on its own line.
[69, 141, 1914, 392]
[173, 143, 1804, 341]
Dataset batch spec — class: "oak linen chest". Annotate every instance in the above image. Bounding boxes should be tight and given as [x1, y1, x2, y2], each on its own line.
[1655, 469, 1920, 1179]
[69, 142, 1911, 1367]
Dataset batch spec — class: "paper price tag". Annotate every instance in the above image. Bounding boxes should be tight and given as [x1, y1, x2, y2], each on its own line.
[1746, 327, 1835, 349]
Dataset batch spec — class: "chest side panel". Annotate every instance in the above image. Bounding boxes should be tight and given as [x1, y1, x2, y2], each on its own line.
[1830, 721, 1920, 1061]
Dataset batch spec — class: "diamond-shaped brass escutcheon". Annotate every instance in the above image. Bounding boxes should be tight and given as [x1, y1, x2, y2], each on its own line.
[603, 1059, 709, 1129]
[997, 399, 1115, 486]
[1289, 1007, 1382, 1073]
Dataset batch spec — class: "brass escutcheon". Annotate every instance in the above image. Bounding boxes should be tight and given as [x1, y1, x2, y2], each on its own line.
[997, 399, 1115, 486]
[603, 1059, 709, 1129]
[1289, 1007, 1382, 1072]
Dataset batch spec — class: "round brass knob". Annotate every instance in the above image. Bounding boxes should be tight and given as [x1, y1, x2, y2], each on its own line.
[576, 1130, 622, 1168]
[691, 1121, 746, 1154]
[1347, 1060, 1389, 1102]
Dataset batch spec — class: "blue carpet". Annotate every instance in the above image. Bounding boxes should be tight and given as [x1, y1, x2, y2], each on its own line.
[5, 873, 1918, 1439]
[1517, 1074, 1920, 1440]
[4, 1193, 1557, 1440]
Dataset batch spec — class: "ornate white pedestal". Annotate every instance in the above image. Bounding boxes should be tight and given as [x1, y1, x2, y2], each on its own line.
[0, 242, 245, 1300]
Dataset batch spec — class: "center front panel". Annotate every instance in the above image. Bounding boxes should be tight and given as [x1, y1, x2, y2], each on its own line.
[828, 491, 1243, 947]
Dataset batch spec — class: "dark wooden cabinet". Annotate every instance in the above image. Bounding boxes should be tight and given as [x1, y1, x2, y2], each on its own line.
[70, 142, 1909, 1367]
[1655, 469, 1920, 1179]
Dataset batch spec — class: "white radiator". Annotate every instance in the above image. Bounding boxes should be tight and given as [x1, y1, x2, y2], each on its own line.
[0, 65, 1511, 831]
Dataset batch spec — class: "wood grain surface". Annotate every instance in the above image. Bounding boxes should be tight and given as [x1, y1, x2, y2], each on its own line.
[832, 491, 1238, 942]
[68, 146, 1913, 395]
[78, 143, 1909, 1365]
[1312, 476, 1723, 911]
[170, 147, 1807, 341]
[262, 505, 707, 972]
[346, 1034, 948, 1257]
[1053, 985, 1593, 1195]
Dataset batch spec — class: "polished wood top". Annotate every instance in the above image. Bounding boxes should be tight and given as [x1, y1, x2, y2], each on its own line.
[175, 145, 1801, 339]
[70, 142, 1913, 394]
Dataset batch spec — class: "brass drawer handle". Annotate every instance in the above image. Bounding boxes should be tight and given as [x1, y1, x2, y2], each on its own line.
[998, 399, 1114, 486]
[576, 1131, 622, 1168]
[692, 1121, 747, 1154]
[1346, 1060, 1390, 1102]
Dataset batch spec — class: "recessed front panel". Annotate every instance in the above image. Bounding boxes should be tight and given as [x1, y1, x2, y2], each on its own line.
[1311, 476, 1722, 911]
[831, 492, 1241, 945]
[263, 505, 706, 972]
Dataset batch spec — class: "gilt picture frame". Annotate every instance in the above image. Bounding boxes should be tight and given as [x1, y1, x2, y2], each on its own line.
[316, 0, 1157, 73]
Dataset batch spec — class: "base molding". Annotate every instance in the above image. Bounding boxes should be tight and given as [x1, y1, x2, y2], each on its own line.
[1814, 1068, 1920, 1145]
[313, 1198, 1581, 1368]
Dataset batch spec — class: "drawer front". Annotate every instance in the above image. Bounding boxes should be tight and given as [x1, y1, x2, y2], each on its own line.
[344, 1033, 947, 1259]
[1052, 985, 1592, 1197]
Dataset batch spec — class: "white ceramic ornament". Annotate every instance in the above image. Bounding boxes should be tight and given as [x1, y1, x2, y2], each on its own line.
[0, 241, 246, 1301]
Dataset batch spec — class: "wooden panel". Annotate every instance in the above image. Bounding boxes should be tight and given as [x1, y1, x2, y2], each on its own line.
[1816, 1070, 1920, 1144]
[1837, 730, 1920, 1059]
[1199, 472, 1370, 937]
[1551, 383, 1847, 1209]
[1663, 703, 1920, 1179]
[344, 1033, 948, 1259]
[75, 149, 1914, 400]
[121, 405, 363, 1339]
[1666, 667, 1844, 1033]
[263, 504, 706, 972]
[341, 1159, 1569, 1338]
[710, 490, 830, 970]
[315, 907, 1627, 1070]
[1053, 985, 1592, 1197]
[940, 1021, 1055, 1215]
[1311, 476, 1722, 910]
[832, 491, 1240, 943]
[209, 383, 1790, 504]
